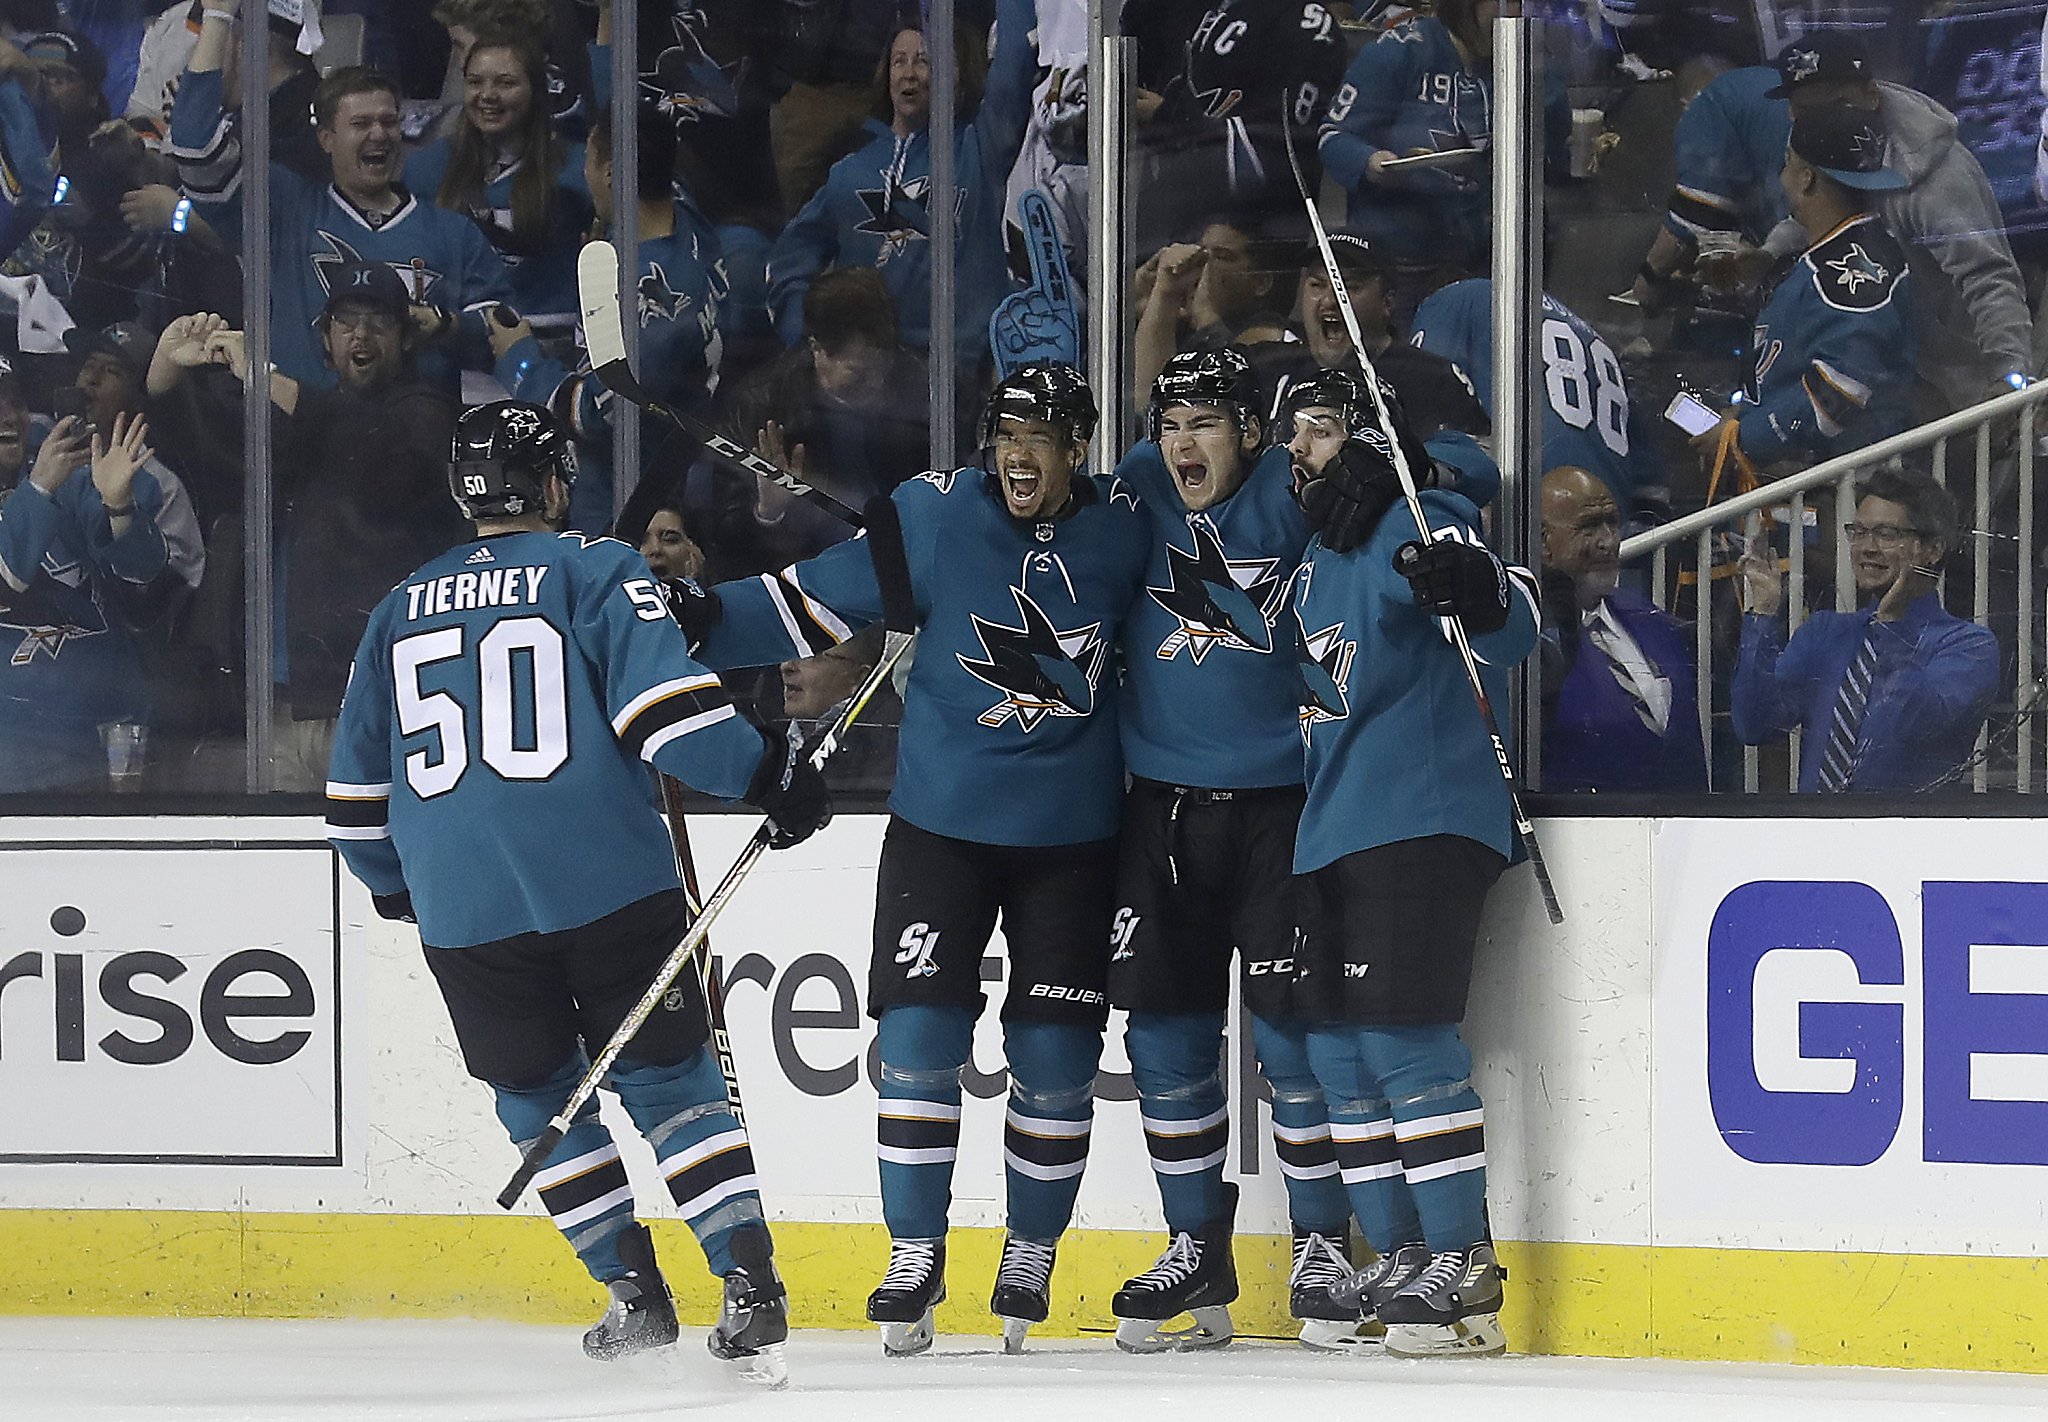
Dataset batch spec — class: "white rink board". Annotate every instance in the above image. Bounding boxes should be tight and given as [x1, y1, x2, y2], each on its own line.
[1650, 819, 2048, 1257]
[3, 814, 2045, 1268]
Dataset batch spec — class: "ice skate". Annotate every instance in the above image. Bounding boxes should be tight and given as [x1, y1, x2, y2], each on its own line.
[989, 1235, 1056, 1354]
[1111, 1183, 1239, 1353]
[1379, 1243, 1507, 1357]
[1328, 1239, 1429, 1327]
[866, 1237, 945, 1357]
[1289, 1229, 1377, 1352]
[705, 1226, 790, 1388]
[582, 1223, 679, 1361]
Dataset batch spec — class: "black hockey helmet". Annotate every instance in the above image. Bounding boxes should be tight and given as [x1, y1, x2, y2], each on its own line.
[449, 400, 573, 521]
[1147, 345, 1257, 442]
[976, 361, 1099, 450]
[1277, 367, 1431, 478]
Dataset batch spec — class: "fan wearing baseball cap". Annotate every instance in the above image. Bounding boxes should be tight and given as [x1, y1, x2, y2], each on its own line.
[1641, 32, 2030, 408]
[1701, 102, 1916, 470]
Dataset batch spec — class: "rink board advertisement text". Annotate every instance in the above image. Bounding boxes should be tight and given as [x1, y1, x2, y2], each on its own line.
[1651, 821, 2048, 1257]
[1, 815, 2046, 1372]
[0, 844, 344, 1165]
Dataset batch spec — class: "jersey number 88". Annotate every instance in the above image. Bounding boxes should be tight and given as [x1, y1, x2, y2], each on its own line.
[1542, 317, 1629, 458]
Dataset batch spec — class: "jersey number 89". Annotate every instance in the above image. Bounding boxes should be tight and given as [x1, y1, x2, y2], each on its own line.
[392, 617, 570, 797]
[1542, 317, 1629, 457]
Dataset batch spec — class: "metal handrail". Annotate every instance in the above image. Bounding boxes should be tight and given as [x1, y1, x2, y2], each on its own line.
[1619, 381, 2048, 561]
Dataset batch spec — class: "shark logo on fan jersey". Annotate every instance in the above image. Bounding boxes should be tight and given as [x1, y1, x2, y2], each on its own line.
[1147, 521, 1284, 663]
[310, 232, 445, 307]
[637, 262, 692, 325]
[956, 586, 1106, 731]
[1295, 613, 1355, 742]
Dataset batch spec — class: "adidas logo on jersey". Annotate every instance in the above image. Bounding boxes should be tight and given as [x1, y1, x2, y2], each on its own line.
[465, 546, 496, 565]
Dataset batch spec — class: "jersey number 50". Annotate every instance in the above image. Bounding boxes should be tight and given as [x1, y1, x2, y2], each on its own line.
[1542, 317, 1629, 457]
[392, 617, 570, 798]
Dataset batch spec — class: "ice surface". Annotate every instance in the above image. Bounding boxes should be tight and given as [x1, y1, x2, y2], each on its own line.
[5, 1319, 2044, 1422]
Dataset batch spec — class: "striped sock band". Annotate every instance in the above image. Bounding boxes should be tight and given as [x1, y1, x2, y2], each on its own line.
[658, 1122, 760, 1221]
[1394, 1106, 1485, 1184]
[1003, 1106, 1092, 1182]
[535, 1140, 634, 1236]
[1330, 1115, 1402, 1185]
[1140, 1102, 1229, 1178]
[1272, 1119, 1339, 1181]
[878, 1097, 962, 1167]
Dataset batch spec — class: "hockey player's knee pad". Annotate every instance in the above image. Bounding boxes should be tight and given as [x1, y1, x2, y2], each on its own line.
[609, 1047, 734, 1150]
[1004, 1019, 1104, 1107]
[488, 1053, 592, 1141]
[1357, 1023, 1476, 1108]
[1248, 1013, 1319, 1098]
[877, 1002, 976, 1090]
[1124, 1010, 1228, 1105]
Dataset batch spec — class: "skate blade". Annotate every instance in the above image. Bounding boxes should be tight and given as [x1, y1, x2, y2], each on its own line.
[734, 1341, 790, 1389]
[879, 1311, 936, 1358]
[1383, 1312, 1506, 1357]
[1113, 1306, 1233, 1354]
[1298, 1317, 1385, 1353]
[1000, 1318, 1032, 1355]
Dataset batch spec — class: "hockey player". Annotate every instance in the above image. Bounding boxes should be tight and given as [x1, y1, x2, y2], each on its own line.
[1106, 350, 1496, 1354]
[1284, 375, 1539, 1357]
[169, 0, 513, 393]
[680, 363, 1150, 1355]
[324, 402, 830, 1384]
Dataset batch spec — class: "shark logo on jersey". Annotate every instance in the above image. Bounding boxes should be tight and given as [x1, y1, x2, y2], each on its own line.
[638, 262, 693, 325]
[855, 174, 963, 263]
[1824, 244, 1887, 294]
[1, 559, 107, 664]
[310, 232, 443, 306]
[915, 469, 957, 494]
[639, 9, 739, 122]
[1295, 613, 1355, 741]
[1148, 522, 1284, 663]
[957, 587, 1106, 731]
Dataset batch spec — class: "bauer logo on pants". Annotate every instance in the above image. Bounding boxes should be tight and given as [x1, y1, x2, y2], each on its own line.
[0, 845, 344, 1166]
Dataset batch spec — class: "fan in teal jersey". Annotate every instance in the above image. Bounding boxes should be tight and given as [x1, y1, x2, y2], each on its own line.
[168, 16, 512, 395]
[325, 401, 828, 1386]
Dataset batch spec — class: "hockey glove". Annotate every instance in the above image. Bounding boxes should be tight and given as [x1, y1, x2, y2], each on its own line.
[1395, 537, 1513, 633]
[371, 891, 417, 924]
[1296, 432, 1403, 554]
[745, 722, 833, 850]
[660, 576, 722, 650]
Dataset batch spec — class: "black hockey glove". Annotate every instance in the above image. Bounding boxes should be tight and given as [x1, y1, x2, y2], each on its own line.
[1394, 537, 1513, 633]
[1296, 432, 1403, 554]
[659, 576, 722, 651]
[745, 722, 833, 850]
[371, 891, 416, 924]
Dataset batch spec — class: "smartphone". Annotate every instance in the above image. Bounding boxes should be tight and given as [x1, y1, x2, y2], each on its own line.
[1664, 390, 1721, 437]
[51, 386, 95, 439]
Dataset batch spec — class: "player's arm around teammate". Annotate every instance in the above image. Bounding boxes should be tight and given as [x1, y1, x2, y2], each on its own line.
[1283, 381, 1537, 1359]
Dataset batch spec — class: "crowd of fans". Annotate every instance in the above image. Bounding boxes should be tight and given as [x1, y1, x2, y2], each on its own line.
[0, 0, 2040, 798]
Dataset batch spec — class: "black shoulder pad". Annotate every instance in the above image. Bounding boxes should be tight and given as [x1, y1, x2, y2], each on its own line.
[1807, 222, 1907, 314]
[863, 494, 918, 634]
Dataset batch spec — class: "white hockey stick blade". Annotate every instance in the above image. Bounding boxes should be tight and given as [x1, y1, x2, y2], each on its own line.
[577, 240, 628, 372]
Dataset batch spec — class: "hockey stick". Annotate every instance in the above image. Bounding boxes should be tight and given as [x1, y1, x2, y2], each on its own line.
[576, 239, 867, 530]
[497, 628, 912, 1209]
[1280, 105, 1564, 926]
[654, 770, 747, 1125]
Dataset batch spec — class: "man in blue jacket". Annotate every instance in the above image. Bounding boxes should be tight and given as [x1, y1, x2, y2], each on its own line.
[1539, 466, 1705, 793]
[1733, 467, 1998, 793]
[1286, 371, 1539, 1358]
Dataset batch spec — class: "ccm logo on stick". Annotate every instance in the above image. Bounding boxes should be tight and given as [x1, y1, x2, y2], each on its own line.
[1705, 879, 2048, 1168]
